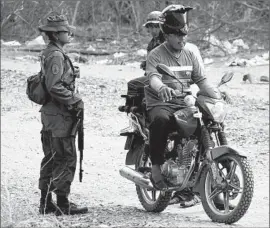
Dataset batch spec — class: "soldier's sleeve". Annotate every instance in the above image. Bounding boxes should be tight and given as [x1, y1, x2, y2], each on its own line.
[44, 52, 81, 105]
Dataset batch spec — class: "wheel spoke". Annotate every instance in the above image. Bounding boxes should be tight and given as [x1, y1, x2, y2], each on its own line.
[208, 188, 223, 200]
[226, 161, 237, 181]
[152, 191, 156, 201]
[219, 168, 227, 179]
[229, 182, 243, 192]
[223, 191, 230, 213]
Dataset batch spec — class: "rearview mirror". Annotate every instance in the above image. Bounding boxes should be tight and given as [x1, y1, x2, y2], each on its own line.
[156, 64, 176, 79]
[218, 72, 234, 87]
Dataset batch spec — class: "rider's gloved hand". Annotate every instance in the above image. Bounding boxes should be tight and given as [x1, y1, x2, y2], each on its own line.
[158, 86, 176, 102]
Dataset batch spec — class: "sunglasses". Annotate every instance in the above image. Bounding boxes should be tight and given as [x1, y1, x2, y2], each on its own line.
[57, 31, 73, 36]
[168, 32, 187, 38]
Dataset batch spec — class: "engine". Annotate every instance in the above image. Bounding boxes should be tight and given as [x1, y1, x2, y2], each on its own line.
[178, 138, 198, 167]
[161, 138, 198, 186]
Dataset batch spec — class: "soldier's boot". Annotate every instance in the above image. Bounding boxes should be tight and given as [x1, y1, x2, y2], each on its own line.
[39, 190, 57, 214]
[55, 195, 88, 216]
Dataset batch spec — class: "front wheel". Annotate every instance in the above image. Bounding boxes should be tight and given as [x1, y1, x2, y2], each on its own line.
[200, 154, 254, 224]
[135, 144, 172, 212]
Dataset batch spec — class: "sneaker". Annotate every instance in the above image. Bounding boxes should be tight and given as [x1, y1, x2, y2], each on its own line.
[169, 190, 201, 208]
[169, 195, 182, 205]
[180, 194, 201, 208]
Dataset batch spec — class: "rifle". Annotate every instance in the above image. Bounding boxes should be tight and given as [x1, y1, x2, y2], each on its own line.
[71, 108, 84, 182]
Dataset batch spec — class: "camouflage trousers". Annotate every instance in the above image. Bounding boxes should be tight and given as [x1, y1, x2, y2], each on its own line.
[38, 130, 77, 196]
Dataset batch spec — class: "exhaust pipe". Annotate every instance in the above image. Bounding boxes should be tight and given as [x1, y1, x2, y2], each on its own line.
[119, 166, 154, 190]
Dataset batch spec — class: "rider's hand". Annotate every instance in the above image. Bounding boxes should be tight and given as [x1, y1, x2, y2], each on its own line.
[221, 91, 232, 104]
[158, 86, 176, 102]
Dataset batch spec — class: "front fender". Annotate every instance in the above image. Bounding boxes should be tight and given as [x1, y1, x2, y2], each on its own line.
[193, 145, 246, 193]
[211, 145, 247, 160]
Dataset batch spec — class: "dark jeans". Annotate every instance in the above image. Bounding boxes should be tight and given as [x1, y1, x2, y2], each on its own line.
[148, 106, 179, 165]
[39, 131, 77, 196]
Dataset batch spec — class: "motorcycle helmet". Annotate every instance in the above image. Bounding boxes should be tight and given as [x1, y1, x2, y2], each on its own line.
[143, 11, 163, 27]
[159, 4, 193, 35]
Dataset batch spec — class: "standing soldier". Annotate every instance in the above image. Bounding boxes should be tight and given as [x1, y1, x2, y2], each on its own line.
[37, 14, 88, 215]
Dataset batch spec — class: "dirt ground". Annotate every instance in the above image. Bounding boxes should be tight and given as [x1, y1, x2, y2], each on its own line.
[1, 50, 269, 228]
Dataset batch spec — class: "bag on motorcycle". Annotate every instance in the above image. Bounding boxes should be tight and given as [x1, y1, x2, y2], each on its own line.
[174, 107, 197, 137]
[126, 77, 149, 107]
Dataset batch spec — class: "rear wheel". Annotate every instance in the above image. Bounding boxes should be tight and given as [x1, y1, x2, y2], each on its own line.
[135, 144, 172, 212]
[200, 154, 254, 224]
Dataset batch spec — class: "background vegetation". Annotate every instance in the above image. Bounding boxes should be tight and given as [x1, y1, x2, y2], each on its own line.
[1, 0, 269, 52]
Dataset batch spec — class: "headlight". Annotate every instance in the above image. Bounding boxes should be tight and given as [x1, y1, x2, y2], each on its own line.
[205, 101, 227, 122]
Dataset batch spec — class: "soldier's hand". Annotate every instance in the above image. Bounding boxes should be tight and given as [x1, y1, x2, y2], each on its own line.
[67, 100, 84, 112]
[75, 100, 84, 110]
[158, 86, 176, 102]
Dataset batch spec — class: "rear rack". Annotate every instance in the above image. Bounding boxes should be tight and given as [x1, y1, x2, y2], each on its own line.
[118, 105, 140, 113]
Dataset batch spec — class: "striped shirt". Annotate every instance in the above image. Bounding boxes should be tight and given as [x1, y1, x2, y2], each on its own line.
[145, 42, 205, 109]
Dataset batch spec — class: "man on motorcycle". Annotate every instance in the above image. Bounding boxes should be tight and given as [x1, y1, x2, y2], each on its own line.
[140, 11, 165, 71]
[126, 9, 204, 112]
[126, 11, 164, 107]
[145, 5, 215, 192]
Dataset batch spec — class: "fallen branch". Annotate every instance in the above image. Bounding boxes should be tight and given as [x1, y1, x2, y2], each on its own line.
[236, 0, 269, 12]
[15, 47, 114, 56]
[68, 49, 112, 56]
[200, 8, 269, 33]
[199, 39, 228, 56]
[72, 1, 80, 26]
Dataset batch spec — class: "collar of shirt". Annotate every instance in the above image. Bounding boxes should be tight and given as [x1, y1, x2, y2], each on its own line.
[163, 42, 182, 59]
[48, 41, 65, 53]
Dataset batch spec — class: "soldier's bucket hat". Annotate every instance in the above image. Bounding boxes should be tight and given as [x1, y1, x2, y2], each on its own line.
[38, 15, 75, 33]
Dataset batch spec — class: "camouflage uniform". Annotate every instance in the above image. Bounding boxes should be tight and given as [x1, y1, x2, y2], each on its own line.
[39, 41, 81, 196]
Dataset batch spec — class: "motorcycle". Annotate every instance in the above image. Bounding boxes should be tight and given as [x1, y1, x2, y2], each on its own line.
[118, 64, 254, 224]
